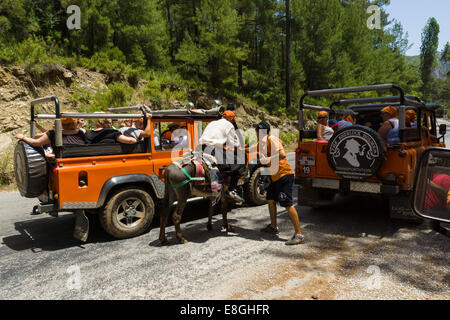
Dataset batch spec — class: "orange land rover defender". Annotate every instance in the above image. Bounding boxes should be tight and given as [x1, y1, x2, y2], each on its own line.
[295, 84, 447, 219]
[14, 97, 266, 241]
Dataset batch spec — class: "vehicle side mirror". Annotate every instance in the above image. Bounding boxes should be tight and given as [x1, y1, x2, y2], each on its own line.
[412, 147, 450, 223]
[439, 123, 447, 135]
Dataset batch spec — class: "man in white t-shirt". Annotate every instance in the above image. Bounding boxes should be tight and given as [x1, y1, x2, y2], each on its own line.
[199, 111, 243, 202]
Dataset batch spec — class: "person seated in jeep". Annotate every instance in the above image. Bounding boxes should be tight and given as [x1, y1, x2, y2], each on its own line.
[406, 110, 417, 128]
[425, 173, 450, 211]
[118, 114, 152, 141]
[198, 110, 244, 202]
[378, 106, 400, 143]
[15, 115, 86, 149]
[338, 113, 355, 129]
[86, 113, 139, 145]
[77, 118, 87, 132]
[329, 118, 339, 132]
[161, 122, 180, 141]
[316, 111, 334, 141]
[171, 122, 189, 147]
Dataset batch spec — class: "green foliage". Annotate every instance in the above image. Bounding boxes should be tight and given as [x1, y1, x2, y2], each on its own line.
[442, 42, 450, 62]
[1, 0, 446, 118]
[81, 47, 127, 74]
[420, 17, 440, 99]
[280, 131, 298, 147]
[0, 154, 13, 186]
[89, 82, 134, 112]
[175, 31, 208, 79]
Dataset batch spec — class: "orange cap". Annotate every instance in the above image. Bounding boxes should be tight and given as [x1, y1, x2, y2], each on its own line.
[318, 111, 329, 118]
[61, 111, 77, 127]
[223, 110, 236, 122]
[381, 106, 398, 117]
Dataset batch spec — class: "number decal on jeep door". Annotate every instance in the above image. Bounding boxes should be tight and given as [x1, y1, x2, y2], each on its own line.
[303, 166, 311, 175]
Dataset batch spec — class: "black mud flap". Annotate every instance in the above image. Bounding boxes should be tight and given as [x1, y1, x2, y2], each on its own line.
[73, 210, 89, 242]
[389, 196, 421, 220]
[298, 185, 319, 207]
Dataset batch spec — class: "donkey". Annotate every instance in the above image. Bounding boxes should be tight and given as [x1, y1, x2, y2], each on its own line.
[159, 161, 233, 245]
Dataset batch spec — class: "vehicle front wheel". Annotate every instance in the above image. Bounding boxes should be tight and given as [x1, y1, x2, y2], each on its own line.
[245, 167, 271, 206]
[100, 188, 155, 239]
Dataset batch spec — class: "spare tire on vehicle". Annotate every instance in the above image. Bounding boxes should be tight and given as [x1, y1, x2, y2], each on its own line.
[14, 142, 48, 198]
[327, 125, 386, 181]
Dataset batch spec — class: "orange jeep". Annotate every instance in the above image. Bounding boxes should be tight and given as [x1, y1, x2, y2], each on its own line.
[295, 84, 447, 219]
[14, 96, 267, 241]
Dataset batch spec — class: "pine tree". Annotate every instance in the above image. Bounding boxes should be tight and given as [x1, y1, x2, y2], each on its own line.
[420, 17, 440, 99]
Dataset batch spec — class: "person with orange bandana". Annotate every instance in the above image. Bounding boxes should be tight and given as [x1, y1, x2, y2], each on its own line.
[378, 106, 400, 142]
[316, 111, 334, 141]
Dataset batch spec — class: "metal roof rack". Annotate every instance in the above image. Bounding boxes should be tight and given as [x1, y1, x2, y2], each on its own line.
[297, 84, 435, 141]
[29, 96, 225, 157]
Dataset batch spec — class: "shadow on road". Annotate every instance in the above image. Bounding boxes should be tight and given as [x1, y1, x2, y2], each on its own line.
[1, 191, 441, 255]
[294, 193, 425, 239]
[148, 216, 287, 247]
[2, 199, 223, 252]
[2, 213, 116, 252]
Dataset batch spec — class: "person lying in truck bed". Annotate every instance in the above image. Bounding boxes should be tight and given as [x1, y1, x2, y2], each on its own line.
[118, 114, 152, 141]
[15, 114, 86, 148]
[85, 112, 139, 145]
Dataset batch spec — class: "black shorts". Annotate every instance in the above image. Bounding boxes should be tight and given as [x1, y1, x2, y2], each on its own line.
[266, 174, 294, 208]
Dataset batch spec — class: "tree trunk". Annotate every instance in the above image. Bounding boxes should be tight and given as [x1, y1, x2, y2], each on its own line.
[238, 61, 243, 89]
[166, 1, 175, 64]
[285, 0, 292, 111]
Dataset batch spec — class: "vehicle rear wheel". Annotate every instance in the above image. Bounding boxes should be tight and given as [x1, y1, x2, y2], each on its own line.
[245, 167, 270, 206]
[14, 142, 48, 198]
[327, 125, 386, 181]
[100, 188, 155, 239]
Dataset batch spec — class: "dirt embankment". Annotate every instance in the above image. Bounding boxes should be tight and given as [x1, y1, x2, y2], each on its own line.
[0, 64, 300, 184]
[0, 64, 109, 184]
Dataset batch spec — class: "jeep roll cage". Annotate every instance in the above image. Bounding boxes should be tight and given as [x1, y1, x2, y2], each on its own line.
[298, 84, 435, 142]
[30, 96, 224, 158]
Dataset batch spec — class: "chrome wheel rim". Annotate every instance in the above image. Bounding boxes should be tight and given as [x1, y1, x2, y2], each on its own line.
[115, 197, 146, 228]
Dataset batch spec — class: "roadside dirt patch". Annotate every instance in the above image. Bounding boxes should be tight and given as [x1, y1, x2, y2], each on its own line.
[203, 225, 449, 300]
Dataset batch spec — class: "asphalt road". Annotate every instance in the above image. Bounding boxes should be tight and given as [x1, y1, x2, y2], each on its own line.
[0, 153, 449, 300]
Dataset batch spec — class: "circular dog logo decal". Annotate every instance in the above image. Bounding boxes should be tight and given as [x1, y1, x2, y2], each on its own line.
[327, 125, 385, 180]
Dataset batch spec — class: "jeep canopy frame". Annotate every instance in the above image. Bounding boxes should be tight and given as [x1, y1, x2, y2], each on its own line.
[30, 96, 224, 158]
[298, 84, 430, 142]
